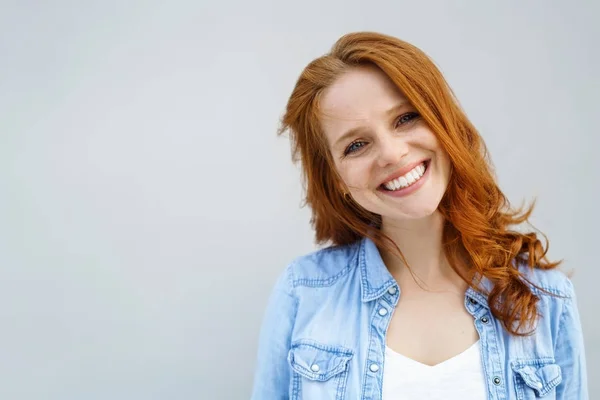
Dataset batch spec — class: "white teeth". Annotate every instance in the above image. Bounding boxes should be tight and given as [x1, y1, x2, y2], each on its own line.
[383, 162, 427, 191]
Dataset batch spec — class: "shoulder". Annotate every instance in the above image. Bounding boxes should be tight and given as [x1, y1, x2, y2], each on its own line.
[286, 240, 362, 287]
[517, 261, 576, 299]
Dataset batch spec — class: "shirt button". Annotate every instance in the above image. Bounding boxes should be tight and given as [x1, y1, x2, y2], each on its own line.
[378, 308, 388, 316]
[493, 376, 501, 385]
[469, 298, 477, 305]
[481, 316, 490, 324]
[388, 286, 397, 295]
[310, 364, 320, 372]
[370, 363, 380, 372]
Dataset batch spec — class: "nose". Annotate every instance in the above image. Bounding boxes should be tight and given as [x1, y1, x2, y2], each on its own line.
[376, 133, 409, 169]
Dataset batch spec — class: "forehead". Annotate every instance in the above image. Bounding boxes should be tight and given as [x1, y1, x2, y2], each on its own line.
[319, 65, 407, 138]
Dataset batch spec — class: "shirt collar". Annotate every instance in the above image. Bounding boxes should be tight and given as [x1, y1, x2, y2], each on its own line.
[467, 274, 492, 309]
[358, 236, 490, 309]
[358, 237, 398, 302]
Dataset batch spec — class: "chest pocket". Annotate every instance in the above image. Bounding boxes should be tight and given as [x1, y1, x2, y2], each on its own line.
[288, 340, 353, 400]
[512, 359, 562, 399]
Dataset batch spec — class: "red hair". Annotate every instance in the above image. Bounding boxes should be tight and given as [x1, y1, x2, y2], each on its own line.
[278, 32, 560, 335]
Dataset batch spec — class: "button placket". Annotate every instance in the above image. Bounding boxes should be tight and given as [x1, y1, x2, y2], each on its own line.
[362, 294, 394, 396]
[473, 306, 506, 398]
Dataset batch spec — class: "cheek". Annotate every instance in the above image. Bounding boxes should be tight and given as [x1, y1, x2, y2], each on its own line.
[338, 162, 372, 189]
[424, 134, 450, 173]
[439, 151, 452, 178]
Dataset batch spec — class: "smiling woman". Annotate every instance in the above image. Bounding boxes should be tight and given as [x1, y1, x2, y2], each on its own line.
[319, 64, 451, 221]
[250, 32, 588, 400]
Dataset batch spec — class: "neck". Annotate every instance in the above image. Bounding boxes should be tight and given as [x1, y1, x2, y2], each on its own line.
[380, 211, 465, 291]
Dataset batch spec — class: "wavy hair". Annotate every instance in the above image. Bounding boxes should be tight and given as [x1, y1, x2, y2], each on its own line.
[278, 31, 560, 335]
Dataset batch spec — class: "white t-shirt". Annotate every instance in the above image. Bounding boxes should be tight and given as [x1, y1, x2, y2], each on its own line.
[382, 341, 487, 399]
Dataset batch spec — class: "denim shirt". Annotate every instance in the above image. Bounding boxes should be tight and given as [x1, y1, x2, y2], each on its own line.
[251, 237, 588, 399]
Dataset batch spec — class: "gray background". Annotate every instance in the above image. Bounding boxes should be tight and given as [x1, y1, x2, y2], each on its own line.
[1, 1, 598, 398]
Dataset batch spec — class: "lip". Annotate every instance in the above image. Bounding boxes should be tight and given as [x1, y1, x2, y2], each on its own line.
[377, 160, 431, 198]
[378, 159, 430, 188]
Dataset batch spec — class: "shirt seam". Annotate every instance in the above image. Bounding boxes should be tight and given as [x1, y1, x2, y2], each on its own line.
[290, 242, 361, 288]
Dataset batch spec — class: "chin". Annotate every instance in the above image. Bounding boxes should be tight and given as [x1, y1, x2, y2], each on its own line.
[376, 195, 444, 222]
[355, 186, 448, 220]
[388, 207, 440, 221]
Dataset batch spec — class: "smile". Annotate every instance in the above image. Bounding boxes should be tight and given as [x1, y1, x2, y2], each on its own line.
[381, 161, 428, 191]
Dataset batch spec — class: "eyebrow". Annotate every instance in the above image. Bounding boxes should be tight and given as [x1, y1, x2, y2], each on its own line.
[332, 101, 410, 148]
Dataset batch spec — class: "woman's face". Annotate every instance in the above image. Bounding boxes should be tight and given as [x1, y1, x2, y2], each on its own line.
[320, 65, 452, 223]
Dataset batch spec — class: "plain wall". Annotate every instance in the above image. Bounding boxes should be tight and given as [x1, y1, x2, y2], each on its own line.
[1, 0, 598, 398]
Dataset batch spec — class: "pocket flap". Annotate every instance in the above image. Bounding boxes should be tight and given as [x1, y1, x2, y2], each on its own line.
[288, 340, 353, 382]
[512, 362, 562, 396]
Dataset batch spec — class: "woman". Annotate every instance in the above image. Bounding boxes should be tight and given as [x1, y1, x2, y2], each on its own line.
[251, 32, 587, 399]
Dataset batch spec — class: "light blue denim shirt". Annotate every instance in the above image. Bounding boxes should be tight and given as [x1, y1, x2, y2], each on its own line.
[251, 237, 588, 399]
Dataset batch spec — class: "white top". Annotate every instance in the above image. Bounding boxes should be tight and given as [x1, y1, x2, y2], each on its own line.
[382, 341, 487, 400]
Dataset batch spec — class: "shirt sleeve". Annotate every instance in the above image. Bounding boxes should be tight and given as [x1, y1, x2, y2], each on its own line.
[555, 278, 588, 399]
[250, 264, 298, 400]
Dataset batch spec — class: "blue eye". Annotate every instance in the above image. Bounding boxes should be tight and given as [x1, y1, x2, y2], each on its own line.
[342, 113, 419, 157]
[395, 112, 420, 128]
[344, 140, 366, 156]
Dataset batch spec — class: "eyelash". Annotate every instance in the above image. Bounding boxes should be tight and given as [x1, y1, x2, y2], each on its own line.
[343, 112, 421, 156]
